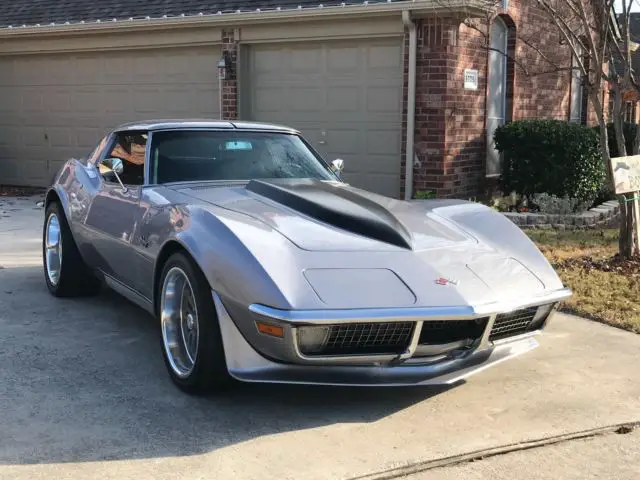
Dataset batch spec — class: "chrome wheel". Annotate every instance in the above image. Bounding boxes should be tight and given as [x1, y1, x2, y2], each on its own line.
[161, 267, 200, 378]
[45, 213, 62, 286]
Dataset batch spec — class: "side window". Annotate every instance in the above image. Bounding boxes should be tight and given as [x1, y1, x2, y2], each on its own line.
[106, 132, 148, 186]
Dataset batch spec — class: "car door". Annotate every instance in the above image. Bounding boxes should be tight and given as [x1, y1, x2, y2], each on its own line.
[83, 131, 148, 291]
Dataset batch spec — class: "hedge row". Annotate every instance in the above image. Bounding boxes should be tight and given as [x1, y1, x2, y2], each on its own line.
[494, 119, 605, 205]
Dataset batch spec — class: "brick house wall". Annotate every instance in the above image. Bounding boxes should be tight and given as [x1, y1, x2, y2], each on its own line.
[221, 29, 238, 121]
[405, 1, 605, 200]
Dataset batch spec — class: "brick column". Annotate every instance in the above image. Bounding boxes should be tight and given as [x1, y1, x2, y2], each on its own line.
[221, 29, 238, 121]
[404, 17, 466, 199]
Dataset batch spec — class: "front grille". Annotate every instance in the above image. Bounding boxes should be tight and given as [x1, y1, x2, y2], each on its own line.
[419, 317, 489, 344]
[489, 307, 538, 341]
[319, 322, 414, 356]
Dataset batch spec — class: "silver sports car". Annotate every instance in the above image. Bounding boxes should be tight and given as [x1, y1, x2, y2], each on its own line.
[43, 120, 571, 394]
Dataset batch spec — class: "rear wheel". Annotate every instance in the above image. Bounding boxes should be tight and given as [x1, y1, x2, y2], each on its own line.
[158, 252, 229, 394]
[43, 201, 101, 297]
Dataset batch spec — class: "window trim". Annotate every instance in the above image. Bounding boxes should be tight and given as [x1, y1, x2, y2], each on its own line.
[94, 130, 150, 187]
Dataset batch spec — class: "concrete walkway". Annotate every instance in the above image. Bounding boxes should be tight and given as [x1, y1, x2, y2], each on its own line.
[0, 195, 639, 479]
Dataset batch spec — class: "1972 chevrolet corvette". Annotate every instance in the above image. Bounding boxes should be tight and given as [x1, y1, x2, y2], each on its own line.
[43, 120, 571, 394]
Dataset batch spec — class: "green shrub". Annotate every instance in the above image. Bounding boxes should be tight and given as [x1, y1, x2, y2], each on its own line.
[413, 190, 436, 199]
[592, 121, 639, 158]
[494, 119, 605, 204]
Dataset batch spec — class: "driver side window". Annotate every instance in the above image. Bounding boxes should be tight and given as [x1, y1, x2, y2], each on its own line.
[106, 132, 148, 186]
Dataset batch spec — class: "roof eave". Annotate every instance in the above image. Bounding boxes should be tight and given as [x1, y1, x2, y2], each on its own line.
[0, 0, 492, 37]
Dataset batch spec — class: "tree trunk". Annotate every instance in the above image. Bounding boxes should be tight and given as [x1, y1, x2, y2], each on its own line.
[612, 87, 627, 157]
[611, 87, 638, 258]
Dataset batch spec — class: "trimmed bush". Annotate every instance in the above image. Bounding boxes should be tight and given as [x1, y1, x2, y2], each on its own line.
[494, 119, 605, 205]
[592, 121, 639, 158]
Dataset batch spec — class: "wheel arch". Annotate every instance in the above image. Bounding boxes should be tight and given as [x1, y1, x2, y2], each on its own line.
[44, 187, 71, 222]
[152, 239, 202, 316]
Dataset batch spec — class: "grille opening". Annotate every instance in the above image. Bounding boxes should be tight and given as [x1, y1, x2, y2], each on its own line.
[489, 307, 538, 341]
[418, 317, 489, 345]
[300, 322, 414, 356]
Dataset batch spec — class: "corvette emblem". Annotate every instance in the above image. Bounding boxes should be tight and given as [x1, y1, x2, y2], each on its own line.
[435, 277, 459, 286]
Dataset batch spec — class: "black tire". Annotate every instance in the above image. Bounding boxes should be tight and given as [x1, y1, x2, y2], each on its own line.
[158, 252, 230, 395]
[43, 201, 102, 297]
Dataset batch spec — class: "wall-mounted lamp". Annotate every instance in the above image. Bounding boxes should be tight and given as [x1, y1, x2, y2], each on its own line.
[217, 51, 233, 80]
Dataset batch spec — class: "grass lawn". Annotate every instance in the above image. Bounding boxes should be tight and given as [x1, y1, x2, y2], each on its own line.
[528, 229, 640, 333]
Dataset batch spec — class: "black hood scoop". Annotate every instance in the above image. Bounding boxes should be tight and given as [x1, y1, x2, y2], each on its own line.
[246, 179, 413, 250]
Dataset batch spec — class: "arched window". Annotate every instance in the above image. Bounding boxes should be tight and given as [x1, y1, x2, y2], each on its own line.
[569, 44, 584, 123]
[486, 17, 508, 176]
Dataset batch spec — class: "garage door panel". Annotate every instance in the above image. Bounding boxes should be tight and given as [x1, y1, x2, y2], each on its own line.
[326, 87, 360, 113]
[366, 86, 403, 113]
[104, 87, 131, 115]
[133, 56, 163, 83]
[104, 57, 132, 84]
[14, 58, 46, 86]
[324, 129, 359, 156]
[326, 46, 360, 72]
[23, 128, 47, 147]
[22, 158, 47, 180]
[75, 56, 105, 84]
[46, 57, 75, 85]
[164, 88, 197, 115]
[73, 127, 105, 150]
[253, 48, 282, 74]
[22, 89, 45, 113]
[290, 48, 323, 73]
[253, 86, 285, 115]
[249, 39, 402, 197]
[0, 157, 19, 180]
[133, 87, 163, 113]
[71, 89, 103, 113]
[47, 128, 72, 148]
[349, 172, 400, 198]
[290, 88, 324, 112]
[187, 51, 218, 81]
[0, 87, 18, 114]
[366, 129, 402, 156]
[0, 46, 220, 186]
[49, 90, 73, 113]
[367, 44, 403, 70]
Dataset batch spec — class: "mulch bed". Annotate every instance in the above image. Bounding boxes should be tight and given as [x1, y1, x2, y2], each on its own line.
[0, 185, 46, 197]
[557, 254, 640, 276]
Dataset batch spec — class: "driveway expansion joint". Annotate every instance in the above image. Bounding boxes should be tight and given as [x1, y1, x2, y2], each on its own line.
[351, 420, 640, 480]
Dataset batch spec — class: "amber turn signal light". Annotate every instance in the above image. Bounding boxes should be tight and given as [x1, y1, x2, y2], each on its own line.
[256, 321, 285, 338]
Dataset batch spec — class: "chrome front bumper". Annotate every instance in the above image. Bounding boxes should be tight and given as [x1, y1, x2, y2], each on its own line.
[214, 288, 571, 386]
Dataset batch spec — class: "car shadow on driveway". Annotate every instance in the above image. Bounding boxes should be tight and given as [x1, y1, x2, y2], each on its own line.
[0, 265, 456, 465]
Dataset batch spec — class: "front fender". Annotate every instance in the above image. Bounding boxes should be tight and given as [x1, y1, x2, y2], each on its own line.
[157, 205, 291, 311]
[430, 201, 565, 291]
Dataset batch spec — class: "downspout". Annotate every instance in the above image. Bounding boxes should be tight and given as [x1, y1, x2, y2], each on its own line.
[402, 10, 417, 200]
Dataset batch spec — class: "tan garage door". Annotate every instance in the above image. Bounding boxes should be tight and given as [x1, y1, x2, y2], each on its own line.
[0, 46, 220, 186]
[245, 38, 403, 198]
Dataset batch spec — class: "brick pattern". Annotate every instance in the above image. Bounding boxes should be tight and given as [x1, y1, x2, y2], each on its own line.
[405, 1, 607, 200]
[221, 29, 238, 121]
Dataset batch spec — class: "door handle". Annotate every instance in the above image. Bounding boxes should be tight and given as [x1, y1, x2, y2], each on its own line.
[318, 140, 327, 145]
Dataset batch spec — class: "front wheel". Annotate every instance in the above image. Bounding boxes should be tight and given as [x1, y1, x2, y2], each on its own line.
[43, 201, 101, 297]
[158, 252, 230, 395]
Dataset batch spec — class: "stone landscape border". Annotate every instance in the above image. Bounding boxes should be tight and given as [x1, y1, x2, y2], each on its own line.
[501, 200, 620, 230]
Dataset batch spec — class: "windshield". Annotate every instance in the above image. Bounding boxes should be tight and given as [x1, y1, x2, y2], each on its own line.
[149, 130, 338, 184]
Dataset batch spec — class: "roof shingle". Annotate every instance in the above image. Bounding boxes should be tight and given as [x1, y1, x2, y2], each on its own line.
[0, 0, 400, 28]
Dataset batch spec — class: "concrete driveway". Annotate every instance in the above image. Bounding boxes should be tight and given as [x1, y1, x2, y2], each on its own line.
[0, 195, 639, 480]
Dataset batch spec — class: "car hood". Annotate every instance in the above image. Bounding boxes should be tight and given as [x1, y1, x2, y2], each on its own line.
[171, 179, 558, 309]
[175, 179, 477, 253]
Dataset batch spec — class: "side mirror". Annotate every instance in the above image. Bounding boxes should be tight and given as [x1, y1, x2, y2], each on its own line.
[98, 157, 127, 191]
[99, 157, 124, 176]
[331, 158, 345, 175]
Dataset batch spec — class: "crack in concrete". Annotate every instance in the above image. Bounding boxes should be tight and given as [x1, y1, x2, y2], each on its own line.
[351, 421, 640, 480]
